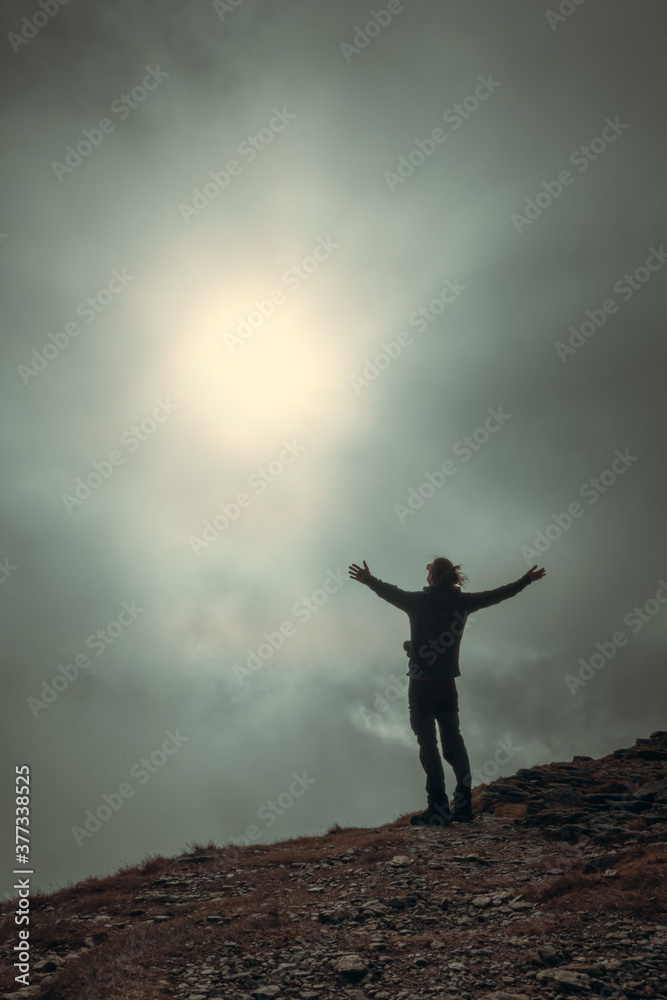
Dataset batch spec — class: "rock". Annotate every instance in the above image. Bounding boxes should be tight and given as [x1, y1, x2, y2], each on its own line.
[491, 890, 513, 904]
[636, 778, 667, 798]
[317, 908, 348, 923]
[561, 963, 605, 976]
[494, 803, 528, 819]
[472, 895, 492, 908]
[485, 994, 531, 1000]
[9, 729, 667, 1000]
[386, 896, 405, 909]
[229, 971, 255, 983]
[547, 784, 583, 806]
[1, 988, 43, 999]
[553, 968, 591, 992]
[361, 899, 389, 916]
[334, 954, 368, 982]
[33, 959, 59, 973]
[583, 856, 614, 874]
[636, 748, 667, 760]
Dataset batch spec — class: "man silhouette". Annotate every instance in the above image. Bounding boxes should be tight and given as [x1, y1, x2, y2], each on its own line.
[349, 557, 545, 826]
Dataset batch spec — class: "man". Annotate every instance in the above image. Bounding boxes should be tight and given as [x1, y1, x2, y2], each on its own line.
[348, 557, 546, 826]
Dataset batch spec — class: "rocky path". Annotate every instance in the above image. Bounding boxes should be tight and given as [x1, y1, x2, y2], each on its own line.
[2, 732, 666, 1000]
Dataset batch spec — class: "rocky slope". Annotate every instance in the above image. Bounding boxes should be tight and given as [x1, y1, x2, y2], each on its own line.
[2, 731, 667, 1000]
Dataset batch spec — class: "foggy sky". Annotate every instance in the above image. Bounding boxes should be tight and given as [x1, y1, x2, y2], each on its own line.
[1, 0, 666, 897]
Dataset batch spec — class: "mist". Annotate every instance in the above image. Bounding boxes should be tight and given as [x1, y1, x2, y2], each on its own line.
[1, 0, 666, 897]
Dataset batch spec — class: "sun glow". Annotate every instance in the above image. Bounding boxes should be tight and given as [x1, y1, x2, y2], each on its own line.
[169, 283, 339, 459]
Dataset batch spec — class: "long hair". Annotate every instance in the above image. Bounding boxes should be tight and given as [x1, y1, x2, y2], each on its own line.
[429, 557, 468, 589]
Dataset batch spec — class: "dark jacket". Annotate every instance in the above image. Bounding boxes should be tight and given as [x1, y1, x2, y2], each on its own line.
[364, 572, 532, 681]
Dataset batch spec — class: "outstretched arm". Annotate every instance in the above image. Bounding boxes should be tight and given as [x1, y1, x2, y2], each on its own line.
[462, 564, 545, 612]
[349, 560, 371, 583]
[348, 560, 417, 613]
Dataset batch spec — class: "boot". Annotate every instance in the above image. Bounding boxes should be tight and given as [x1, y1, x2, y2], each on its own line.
[450, 788, 474, 823]
[409, 801, 452, 827]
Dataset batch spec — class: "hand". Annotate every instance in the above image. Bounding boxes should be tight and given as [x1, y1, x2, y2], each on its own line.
[526, 565, 546, 582]
[349, 560, 371, 583]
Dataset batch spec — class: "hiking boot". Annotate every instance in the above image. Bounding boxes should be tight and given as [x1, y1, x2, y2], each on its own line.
[409, 802, 452, 827]
[450, 791, 474, 823]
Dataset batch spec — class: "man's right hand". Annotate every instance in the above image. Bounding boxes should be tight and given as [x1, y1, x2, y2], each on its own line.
[526, 565, 546, 582]
[349, 560, 371, 583]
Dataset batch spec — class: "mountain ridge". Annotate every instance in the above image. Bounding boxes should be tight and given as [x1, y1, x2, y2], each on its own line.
[2, 731, 667, 1000]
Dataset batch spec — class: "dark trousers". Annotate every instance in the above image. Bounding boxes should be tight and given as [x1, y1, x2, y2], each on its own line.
[408, 679, 472, 809]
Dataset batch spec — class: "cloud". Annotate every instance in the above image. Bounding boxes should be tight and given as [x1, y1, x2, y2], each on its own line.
[2, 0, 666, 896]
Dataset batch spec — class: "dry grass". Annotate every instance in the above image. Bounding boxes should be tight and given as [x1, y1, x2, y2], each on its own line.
[517, 910, 586, 936]
[239, 824, 407, 869]
[3, 803, 665, 999]
[0, 827, 421, 998]
[39, 917, 215, 1000]
[522, 846, 667, 918]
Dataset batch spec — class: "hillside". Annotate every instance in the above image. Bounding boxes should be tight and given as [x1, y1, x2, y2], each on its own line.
[2, 731, 667, 1000]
